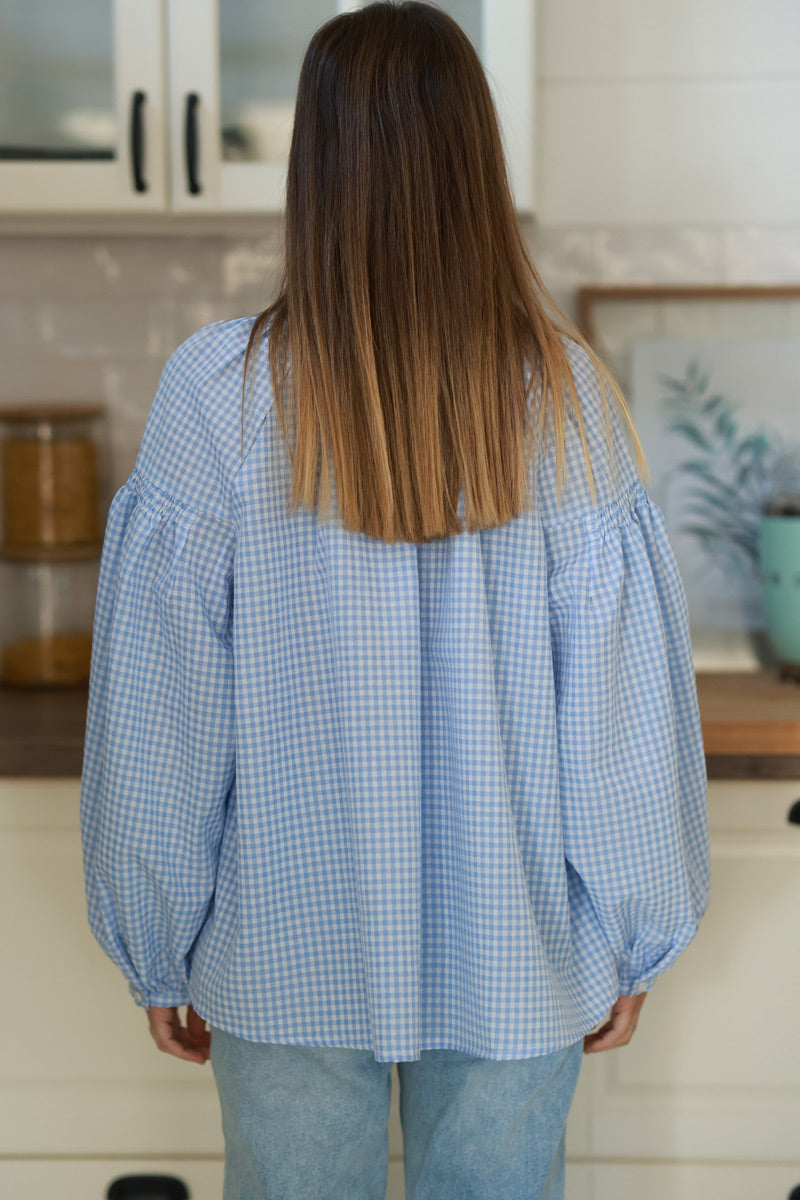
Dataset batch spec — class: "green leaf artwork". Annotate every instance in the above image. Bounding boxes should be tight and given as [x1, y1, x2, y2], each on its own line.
[657, 360, 785, 577]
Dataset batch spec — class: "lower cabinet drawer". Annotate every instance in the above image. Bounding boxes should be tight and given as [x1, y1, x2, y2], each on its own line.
[0, 1161, 224, 1200]
[566, 1161, 800, 1200]
[0, 1159, 409, 1199]
[7, 1157, 799, 1200]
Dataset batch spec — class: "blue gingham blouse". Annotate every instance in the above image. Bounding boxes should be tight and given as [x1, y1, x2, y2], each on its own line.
[80, 316, 711, 1063]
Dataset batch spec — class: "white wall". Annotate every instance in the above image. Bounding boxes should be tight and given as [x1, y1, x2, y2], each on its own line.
[527, 0, 800, 322]
[535, 0, 800, 225]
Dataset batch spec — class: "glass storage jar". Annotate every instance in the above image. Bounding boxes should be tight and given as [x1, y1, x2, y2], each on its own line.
[0, 402, 109, 687]
[0, 557, 101, 686]
[0, 403, 108, 550]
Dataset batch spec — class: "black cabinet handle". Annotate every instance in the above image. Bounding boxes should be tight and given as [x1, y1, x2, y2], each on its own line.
[129, 90, 147, 193]
[184, 92, 202, 195]
[788, 798, 800, 825]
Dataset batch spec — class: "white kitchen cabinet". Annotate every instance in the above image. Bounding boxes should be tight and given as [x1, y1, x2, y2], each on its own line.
[4, 775, 797, 1198]
[0, 777, 405, 1196]
[565, 778, 800, 1199]
[0, 780, 223, 1158]
[564, 1163, 800, 1200]
[166, 0, 344, 215]
[0, 0, 535, 216]
[0, 0, 166, 212]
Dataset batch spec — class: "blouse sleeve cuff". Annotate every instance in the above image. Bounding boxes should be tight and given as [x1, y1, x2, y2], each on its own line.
[617, 977, 652, 997]
[616, 918, 702, 998]
[129, 981, 192, 1010]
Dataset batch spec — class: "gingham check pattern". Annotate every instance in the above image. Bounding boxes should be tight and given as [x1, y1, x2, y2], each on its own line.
[80, 318, 711, 1063]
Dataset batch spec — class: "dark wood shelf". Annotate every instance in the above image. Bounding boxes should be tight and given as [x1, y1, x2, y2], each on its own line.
[696, 671, 800, 780]
[1, 671, 798, 781]
[0, 681, 88, 777]
[0, 543, 103, 562]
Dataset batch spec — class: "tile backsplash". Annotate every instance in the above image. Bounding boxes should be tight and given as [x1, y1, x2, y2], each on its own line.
[2, 222, 799, 498]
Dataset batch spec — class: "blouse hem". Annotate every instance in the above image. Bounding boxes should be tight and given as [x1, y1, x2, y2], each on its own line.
[188, 987, 619, 1064]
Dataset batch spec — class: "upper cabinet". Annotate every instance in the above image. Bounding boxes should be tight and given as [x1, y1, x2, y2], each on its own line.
[167, 0, 344, 214]
[0, 0, 167, 211]
[0, 0, 534, 215]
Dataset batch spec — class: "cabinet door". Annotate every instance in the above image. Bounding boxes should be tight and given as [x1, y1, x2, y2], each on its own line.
[0, 1161, 224, 1200]
[565, 779, 800, 1166]
[0, 781, 222, 1156]
[167, 0, 349, 213]
[566, 1161, 800, 1200]
[0, 0, 166, 212]
[468, 0, 535, 212]
[167, 0, 534, 214]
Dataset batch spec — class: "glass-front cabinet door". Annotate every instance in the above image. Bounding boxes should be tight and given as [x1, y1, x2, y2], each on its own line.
[0, 0, 533, 215]
[0, 0, 165, 212]
[436, 0, 534, 212]
[168, 0, 351, 213]
[168, 0, 534, 214]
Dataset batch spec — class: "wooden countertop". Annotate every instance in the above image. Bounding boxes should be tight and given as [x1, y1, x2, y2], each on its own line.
[0, 682, 89, 777]
[1, 671, 799, 780]
[696, 671, 800, 780]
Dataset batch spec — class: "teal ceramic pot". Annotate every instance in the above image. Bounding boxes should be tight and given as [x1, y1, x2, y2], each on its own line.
[758, 515, 800, 665]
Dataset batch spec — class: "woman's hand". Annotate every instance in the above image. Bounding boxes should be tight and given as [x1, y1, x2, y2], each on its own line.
[147, 1005, 211, 1064]
[583, 992, 648, 1053]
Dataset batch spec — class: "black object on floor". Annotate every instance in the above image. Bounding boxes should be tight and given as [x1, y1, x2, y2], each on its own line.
[106, 1176, 190, 1200]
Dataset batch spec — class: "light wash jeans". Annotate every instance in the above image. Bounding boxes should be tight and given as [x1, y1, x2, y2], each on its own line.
[209, 1026, 584, 1200]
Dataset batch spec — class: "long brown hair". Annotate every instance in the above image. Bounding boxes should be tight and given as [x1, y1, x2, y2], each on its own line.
[242, 0, 648, 544]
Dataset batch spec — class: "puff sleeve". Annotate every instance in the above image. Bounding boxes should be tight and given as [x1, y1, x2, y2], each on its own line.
[80, 468, 236, 1009]
[545, 480, 712, 996]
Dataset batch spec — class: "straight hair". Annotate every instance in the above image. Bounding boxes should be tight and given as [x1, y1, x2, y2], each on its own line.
[241, 0, 649, 544]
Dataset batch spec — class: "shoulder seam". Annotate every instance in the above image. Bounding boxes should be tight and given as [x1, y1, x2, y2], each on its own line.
[540, 478, 647, 535]
[164, 314, 274, 497]
[128, 468, 236, 531]
[231, 317, 276, 483]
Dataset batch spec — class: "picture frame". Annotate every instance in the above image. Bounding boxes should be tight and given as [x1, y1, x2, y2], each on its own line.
[577, 284, 800, 396]
[576, 284, 800, 672]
